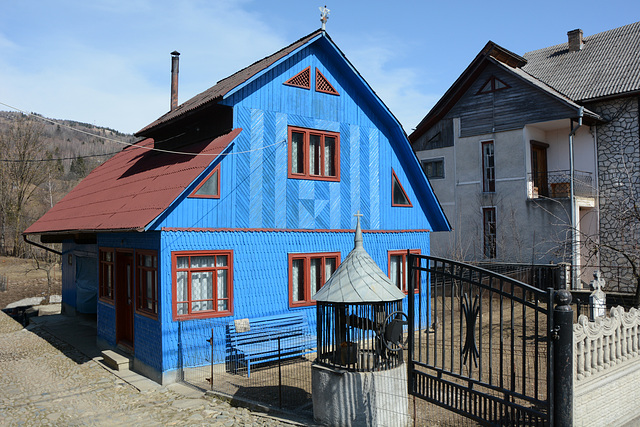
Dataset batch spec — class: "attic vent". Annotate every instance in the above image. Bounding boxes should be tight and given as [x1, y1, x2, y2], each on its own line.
[316, 68, 339, 95]
[478, 76, 510, 94]
[284, 66, 311, 89]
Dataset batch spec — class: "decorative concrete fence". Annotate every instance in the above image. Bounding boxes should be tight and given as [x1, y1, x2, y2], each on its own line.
[573, 306, 640, 425]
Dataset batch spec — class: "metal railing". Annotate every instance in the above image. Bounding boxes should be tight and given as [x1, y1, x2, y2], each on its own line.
[528, 170, 594, 199]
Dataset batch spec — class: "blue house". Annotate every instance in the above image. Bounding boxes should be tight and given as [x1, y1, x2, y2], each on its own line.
[24, 29, 450, 383]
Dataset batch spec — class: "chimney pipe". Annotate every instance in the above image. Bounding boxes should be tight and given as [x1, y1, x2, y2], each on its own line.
[170, 51, 180, 111]
[568, 29, 583, 52]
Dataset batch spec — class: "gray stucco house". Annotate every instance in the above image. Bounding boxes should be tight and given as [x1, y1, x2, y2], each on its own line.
[410, 22, 640, 289]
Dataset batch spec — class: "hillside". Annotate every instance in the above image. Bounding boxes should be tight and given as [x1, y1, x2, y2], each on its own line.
[0, 110, 137, 257]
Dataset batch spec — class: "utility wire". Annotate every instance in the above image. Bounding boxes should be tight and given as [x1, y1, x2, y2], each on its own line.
[0, 101, 286, 159]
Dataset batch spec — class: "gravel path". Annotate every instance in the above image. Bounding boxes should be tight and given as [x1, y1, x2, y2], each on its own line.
[0, 312, 307, 426]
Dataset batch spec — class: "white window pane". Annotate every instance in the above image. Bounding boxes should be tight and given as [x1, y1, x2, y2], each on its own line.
[325, 258, 336, 282]
[310, 258, 321, 296]
[291, 132, 304, 174]
[390, 255, 402, 289]
[176, 271, 188, 302]
[292, 259, 304, 302]
[177, 302, 188, 315]
[216, 255, 227, 267]
[177, 256, 189, 269]
[192, 256, 215, 268]
[324, 137, 335, 176]
[217, 269, 227, 300]
[310, 135, 321, 175]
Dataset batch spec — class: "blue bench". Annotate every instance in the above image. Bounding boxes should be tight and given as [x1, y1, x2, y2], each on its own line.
[228, 313, 316, 377]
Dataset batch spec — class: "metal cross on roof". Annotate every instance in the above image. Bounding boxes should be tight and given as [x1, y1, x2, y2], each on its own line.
[319, 5, 330, 31]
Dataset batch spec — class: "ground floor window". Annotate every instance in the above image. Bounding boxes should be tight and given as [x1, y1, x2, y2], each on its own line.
[136, 251, 158, 317]
[173, 251, 233, 320]
[483, 207, 497, 259]
[289, 252, 340, 307]
[388, 249, 421, 293]
[99, 248, 114, 301]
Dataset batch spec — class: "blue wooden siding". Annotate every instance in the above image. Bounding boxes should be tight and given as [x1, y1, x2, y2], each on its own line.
[158, 229, 430, 372]
[152, 43, 431, 232]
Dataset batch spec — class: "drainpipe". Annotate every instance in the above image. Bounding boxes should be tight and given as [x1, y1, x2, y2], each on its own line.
[23, 234, 62, 256]
[569, 107, 584, 289]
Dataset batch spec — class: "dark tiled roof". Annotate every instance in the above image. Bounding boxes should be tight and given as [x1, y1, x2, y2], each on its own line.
[24, 129, 242, 235]
[523, 21, 640, 102]
[137, 30, 323, 136]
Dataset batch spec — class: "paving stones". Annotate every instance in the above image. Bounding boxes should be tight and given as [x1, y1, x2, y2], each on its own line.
[0, 312, 307, 426]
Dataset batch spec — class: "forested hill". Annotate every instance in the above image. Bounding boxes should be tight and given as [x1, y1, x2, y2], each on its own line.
[0, 110, 138, 257]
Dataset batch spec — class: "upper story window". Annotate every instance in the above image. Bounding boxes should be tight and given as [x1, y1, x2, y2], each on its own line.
[173, 251, 233, 320]
[388, 250, 421, 293]
[482, 141, 495, 192]
[136, 251, 158, 317]
[315, 68, 339, 95]
[289, 252, 340, 307]
[99, 248, 114, 302]
[421, 158, 444, 179]
[392, 169, 413, 207]
[189, 165, 220, 199]
[288, 126, 340, 181]
[478, 76, 510, 94]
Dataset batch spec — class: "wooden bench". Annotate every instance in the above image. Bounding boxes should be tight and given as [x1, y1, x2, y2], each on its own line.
[228, 313, 316, 377]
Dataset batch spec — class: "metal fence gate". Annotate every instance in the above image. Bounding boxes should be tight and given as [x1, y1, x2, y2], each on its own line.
[407, 255, 559, 426]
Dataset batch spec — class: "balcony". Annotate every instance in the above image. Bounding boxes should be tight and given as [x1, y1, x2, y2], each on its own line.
[528, 170, 594, 199]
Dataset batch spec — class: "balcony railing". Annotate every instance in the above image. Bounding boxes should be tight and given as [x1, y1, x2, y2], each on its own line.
[528, 170, 594, 199]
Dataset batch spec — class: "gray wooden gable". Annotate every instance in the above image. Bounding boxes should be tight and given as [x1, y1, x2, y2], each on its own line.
[445, 61, 579, 139]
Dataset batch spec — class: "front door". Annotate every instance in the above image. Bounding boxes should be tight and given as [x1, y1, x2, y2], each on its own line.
[115, 251, 134, 348]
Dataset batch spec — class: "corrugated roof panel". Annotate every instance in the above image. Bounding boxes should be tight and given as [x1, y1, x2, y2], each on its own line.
[24, 129, 242, 235]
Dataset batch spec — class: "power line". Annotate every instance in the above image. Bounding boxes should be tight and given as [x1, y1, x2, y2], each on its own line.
[0, 151, 121, 163]
[0, 101, 286, 158]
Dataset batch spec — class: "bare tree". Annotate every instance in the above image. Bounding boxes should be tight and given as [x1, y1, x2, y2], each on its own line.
[0, 115, 49, 256]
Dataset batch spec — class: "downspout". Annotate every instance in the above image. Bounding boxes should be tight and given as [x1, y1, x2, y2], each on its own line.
[23, 235, 62, 256]
[569, 107, 584, 289]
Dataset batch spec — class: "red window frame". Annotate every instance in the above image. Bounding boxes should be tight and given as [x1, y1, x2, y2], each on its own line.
[388, 249, 421, 294]
[288, 126, 340, 182]
[288, 252, 341, 307]
[392, 169, 413, 207]
[136, 250, 158, 318]
[483, 207, 497, 259]
[99, 248, 115, 302]
[189, 164, 220, 199]
[482, 141, 495, 192]
[172, 250, 233, 320]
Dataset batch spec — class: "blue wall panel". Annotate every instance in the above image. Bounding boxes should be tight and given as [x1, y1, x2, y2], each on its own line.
[158, 229, 431, 372]
[97, 301, 116, 346]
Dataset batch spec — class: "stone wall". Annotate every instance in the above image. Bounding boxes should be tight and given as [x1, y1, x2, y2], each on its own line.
[573, 306, 640, 425]
[589, 97, 640, 292]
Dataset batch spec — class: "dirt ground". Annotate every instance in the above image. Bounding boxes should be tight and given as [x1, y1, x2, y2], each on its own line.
[0, 256, 62, 309]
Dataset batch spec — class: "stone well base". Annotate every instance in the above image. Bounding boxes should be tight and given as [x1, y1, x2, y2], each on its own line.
[312, 363, 410, 427]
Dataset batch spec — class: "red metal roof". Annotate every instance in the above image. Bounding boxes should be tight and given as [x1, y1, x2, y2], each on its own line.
[24, 129, 242, 235]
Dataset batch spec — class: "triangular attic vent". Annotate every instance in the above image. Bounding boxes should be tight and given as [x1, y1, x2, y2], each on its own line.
[316, 68, 339, 95]
[284, 66, 311, 89]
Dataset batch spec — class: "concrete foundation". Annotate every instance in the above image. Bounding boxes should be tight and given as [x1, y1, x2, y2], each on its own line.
[312, 363, 410, 427]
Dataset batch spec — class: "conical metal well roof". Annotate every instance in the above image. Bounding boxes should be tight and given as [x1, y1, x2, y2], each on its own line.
[313, 215, 405, 304]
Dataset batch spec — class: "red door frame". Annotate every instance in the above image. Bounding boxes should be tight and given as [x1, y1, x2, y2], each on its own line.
[115, 250, 134, 349]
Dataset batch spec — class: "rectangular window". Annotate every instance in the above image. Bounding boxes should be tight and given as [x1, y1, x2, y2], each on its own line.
[288, 126, 340, 181]
[482, 141, 495, 192]
[388, 250, 421, 293]
[421, 158, 444, 179]
[483, 207, 497, 259]
[99, 248, 115, 302]
[172, 251, 233, 320]
[289, 252, 340, 307]
[136, 250, 158, 317]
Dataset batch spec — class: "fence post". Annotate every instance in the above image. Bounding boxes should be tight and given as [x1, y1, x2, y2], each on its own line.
[553, 289, 573, 427]
[278, 336, 282, 408]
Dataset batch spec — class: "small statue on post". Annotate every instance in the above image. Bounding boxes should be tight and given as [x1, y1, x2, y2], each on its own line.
[589, 270, 606, 321]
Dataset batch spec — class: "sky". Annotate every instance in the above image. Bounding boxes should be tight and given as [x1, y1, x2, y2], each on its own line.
[0, 1, 638, 135]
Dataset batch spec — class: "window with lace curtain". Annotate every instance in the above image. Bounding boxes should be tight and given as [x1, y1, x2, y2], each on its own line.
[172, 251, 233, 320]
[388, 249, 421, 293]
[288, 126, 340, 181]
[289, 252, 340, 307]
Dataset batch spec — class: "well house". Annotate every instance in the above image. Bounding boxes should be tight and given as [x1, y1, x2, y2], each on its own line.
[24, 29, 450, 383]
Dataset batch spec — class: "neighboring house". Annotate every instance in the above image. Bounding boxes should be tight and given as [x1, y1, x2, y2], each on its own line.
[24, 29, 450, 383]
[410, 21, 640, 289]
